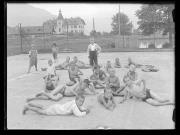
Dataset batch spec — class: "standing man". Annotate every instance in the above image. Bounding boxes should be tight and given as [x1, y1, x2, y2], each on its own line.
[87, 37, 101, 67]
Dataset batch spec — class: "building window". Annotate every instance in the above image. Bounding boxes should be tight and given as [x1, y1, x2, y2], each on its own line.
[38, 29, 41, 31]
[74, 25, 77, 28]
[71, 30, 73, 33]
[59, 28, 61, 32]
[79, 25, 81, 28]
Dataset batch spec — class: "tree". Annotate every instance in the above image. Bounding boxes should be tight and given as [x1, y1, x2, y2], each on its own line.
[111, 12, 133, 35]
[136, 4, 174, 46]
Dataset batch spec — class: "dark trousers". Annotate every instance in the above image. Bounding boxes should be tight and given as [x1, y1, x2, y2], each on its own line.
[89, 51, 98, 66]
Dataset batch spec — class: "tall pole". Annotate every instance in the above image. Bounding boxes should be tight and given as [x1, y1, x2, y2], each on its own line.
[118, 4, 121, 48]
[43, 24, 45, 49]
[67, 21, 68, 49]
[19, 23, 23, 53]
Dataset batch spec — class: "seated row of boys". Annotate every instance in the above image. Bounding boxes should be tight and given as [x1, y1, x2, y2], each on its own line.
[23, 59, 173, 117]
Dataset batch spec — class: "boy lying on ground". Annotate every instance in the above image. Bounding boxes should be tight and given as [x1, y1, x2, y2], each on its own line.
[71, 56, 91, 69]
[26, 78, 97, 102]
[23, 95, 90, 117]
[141, 65, 159, 72]
[97, 87, 116, 111]
[121, 75, 174, 106]
[124, 57, 143, 68]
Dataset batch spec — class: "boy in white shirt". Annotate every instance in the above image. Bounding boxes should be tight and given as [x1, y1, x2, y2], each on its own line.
[87, 37, 101, 67]
[47, 59, 56, 77]
[23, 95, 90, 117]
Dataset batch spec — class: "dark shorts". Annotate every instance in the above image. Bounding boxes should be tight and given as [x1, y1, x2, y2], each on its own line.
[53, 52, 57, 59]
[142, 89, 151, 101]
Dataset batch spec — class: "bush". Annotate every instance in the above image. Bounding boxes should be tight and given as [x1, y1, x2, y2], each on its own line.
[148, 43, 155, 49]
[163, 42, 172, 48]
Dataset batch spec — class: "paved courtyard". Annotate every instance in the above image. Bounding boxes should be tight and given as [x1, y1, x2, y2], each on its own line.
[7, 52, 175, 129]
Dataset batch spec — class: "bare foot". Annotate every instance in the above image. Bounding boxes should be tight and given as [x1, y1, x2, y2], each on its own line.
[22, 106, 29, 115]
[26, 98, 33, 102]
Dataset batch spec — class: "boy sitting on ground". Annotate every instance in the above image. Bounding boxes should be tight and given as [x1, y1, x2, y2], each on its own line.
[90, 65, 107, 89]
[23, 95, 90, 117]
[97, 87, 116, 111]
[105, 60, 113, 73]
[114, 58, 121, 68]
[67, 62, 83, 86]
[106, 68, 126, 96]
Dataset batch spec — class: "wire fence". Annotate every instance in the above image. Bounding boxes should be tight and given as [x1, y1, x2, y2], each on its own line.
[7, 32, 174, 56]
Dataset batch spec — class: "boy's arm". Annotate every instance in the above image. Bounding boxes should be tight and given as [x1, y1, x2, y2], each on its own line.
[96, 44, 101, 53]
[73, 105, 87, 117]
[87, 45, 90, 54]
[87, 84, 97, 94]
[78, 68, 83, 75]
[112, 77, 120, 87]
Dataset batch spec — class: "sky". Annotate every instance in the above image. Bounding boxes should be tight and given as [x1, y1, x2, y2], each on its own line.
[29, 3, 142, 35]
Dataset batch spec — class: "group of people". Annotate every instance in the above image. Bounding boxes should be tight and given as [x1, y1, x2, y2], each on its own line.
[24, 37, 174, 118]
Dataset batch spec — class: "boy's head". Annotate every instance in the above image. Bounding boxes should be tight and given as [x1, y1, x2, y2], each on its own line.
[75, 95, 85, 106]
[73, 56, 78, 63]
[52, 43, 57, 47]
[90, 37, 95, 44]
[93, 65, 100, 74]
[129, 63, 136, 72]
[115, 58, 119, 62]
[31, 44, 35, 49]
[66, 56, 70, 62]
[107, 61, 111, 65]
[45, 76, 56, 90]
[108, 68, 115, 76]
[80, 79, 90, 89]
[48, 59, 53, 66]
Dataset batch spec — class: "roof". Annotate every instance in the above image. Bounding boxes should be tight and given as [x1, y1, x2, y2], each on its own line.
[57, 10, 64, 20]
[62, 17, 86, 26]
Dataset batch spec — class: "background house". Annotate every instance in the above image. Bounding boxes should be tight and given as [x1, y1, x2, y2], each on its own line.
[53, 9, 86, 35]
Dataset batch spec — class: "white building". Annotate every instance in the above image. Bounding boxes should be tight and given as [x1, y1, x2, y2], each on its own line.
[54, 9, 85, 34]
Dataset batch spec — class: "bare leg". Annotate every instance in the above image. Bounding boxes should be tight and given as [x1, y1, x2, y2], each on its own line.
[27, 64, 32, 73]
[28, 102, 44, 109]
[26, 95, 49, 102]
[145, 98, 174, 106]
[23, 105, 47, 115]
[35, 59, 38, 71]
[43, 93, 63, 101]
[149, 90, 172, 103]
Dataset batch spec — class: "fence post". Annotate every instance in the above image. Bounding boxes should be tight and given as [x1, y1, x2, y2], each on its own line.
[19, 23, 23, 53]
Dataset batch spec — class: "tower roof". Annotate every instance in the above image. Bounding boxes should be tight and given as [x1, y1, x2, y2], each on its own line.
[58, 9, 63, 20]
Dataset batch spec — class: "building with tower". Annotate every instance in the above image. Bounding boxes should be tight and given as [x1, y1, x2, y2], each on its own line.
[52, 9, 86, 35]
